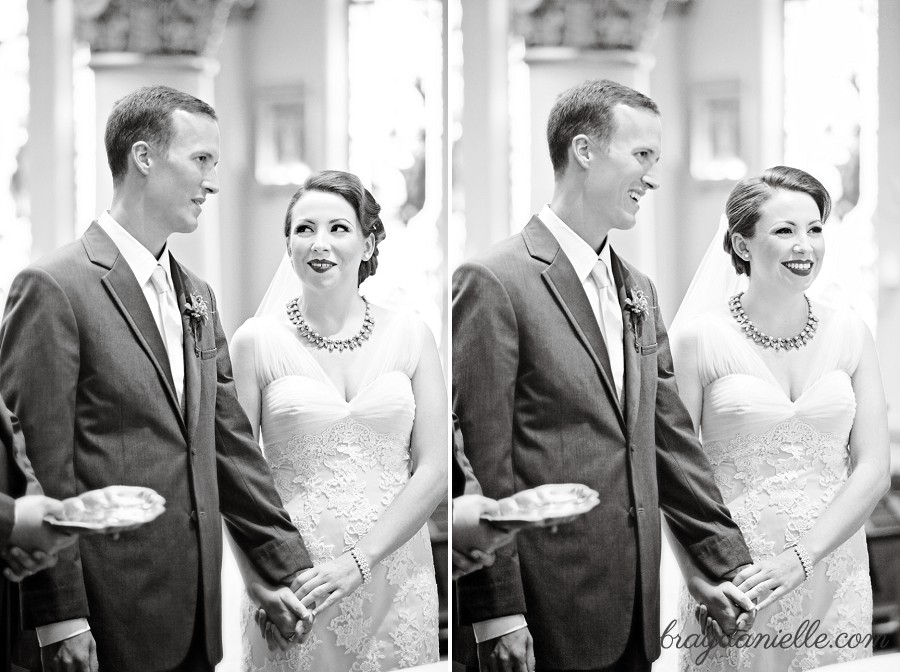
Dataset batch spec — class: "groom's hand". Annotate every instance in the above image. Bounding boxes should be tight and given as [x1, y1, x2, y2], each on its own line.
[40, 631, 98, 672]
[477, 628, 535, 672]
[249, 581, 314, 651]
[690, 579, 755, 645]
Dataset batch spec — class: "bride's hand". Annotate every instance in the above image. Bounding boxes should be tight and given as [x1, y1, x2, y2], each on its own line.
[291, 552, 365, 614]
[733, 551, 807, 610]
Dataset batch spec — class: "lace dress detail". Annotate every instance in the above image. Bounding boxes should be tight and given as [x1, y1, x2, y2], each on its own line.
[236, 312, 439, 671]
[673, 307, 872, 671]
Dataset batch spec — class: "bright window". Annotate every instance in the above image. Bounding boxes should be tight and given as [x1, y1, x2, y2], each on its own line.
[348, 0, 445, 346]
[784, 0, 878, 329]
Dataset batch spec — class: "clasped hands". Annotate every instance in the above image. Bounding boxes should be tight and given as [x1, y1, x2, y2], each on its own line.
[688, 573, 756, 645]
[1, 495, 78, 582]
[251, 550, 369, 651]
[248, 578, 316, 652]
[692, 550, 808, 645]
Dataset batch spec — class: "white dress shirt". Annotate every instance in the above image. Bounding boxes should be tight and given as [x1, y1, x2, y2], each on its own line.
[472, 205, 626, 644]
[98, 210, 184, 407]
[540, 204, 624, 399]
[37, 212, 184, 647]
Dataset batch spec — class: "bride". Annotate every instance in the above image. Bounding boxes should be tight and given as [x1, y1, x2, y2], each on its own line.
[229, 170, 447, 670]
[669, 166, 890, 670]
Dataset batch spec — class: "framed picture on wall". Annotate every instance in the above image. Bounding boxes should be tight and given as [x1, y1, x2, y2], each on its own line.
[689, 81, 747, 182]
[254, 85, 310, 186]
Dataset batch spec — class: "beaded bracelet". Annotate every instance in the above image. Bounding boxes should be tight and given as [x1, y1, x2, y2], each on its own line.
[789, 543, 814, 582]
[349, 547, 372, 585]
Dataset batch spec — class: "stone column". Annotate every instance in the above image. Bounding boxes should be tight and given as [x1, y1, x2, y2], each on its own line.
[513, 0, 668, 273]
[28, 0, 77, 258]
[459, 0, 511, 261]
[75, 0, 236, 289]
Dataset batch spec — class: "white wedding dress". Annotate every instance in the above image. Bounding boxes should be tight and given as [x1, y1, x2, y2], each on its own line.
[237, 310, 439, 671]
[674, 304, 872, 671]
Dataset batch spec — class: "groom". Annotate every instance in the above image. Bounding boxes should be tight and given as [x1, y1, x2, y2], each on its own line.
[0, 86, 312, 671]
[453, 80, 753, 671]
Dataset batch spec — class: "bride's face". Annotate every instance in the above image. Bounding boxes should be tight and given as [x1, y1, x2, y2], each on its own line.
[286, 190, 375, 291]
[739, 188, 825, 292]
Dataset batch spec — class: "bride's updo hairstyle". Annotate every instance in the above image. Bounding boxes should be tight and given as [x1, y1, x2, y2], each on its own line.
[723, 165, 831, 277]
[283, 170, 387, 286]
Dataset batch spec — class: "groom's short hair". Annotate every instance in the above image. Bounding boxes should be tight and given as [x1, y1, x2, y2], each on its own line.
[546, 79, 659, 178]
[105, 85, 217, 184]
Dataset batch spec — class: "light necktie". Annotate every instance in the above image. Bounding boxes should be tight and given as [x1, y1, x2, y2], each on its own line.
[591, 258, 624, 402]
[149, 264, 185, 411]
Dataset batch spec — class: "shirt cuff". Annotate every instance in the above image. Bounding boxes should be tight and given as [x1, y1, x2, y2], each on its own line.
[472, 615, 527, 643]
[36, 620, 91, 647]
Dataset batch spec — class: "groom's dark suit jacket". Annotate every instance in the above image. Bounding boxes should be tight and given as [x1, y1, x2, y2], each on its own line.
[0, 223, 312, 671]
[453, 217, 751, 669]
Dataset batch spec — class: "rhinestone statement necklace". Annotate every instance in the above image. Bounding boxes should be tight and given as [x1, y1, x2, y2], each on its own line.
[286, 297, 374, 351]
[728, 292, 818, 351]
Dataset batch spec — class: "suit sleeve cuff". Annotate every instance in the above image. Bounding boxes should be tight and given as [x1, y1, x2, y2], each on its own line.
[689, 532, 753, 579]
[472, 615, 527, 643]
[36, 619, 91, 647]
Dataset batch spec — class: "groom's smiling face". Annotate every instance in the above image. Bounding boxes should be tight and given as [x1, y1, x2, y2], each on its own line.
[583, 104, 661, 236]
[146, 109, 220, 239]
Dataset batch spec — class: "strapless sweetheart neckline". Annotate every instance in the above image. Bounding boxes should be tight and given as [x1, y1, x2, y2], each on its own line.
[264, 369, 411, 406]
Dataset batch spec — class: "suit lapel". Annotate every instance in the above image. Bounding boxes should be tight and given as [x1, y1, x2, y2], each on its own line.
[85, 223, 186, 433]
[610, 249, 641, 441]
[524, 217, 625, 429]
[170, 260, 200, 443]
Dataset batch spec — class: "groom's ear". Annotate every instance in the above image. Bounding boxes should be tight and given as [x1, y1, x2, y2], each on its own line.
[132, 141, 152, 177]
[571, 135, 592, 170]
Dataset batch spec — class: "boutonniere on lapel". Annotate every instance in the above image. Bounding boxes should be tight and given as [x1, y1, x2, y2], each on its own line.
[183, 293, 209, 356]
[623, 288, 651, 351]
